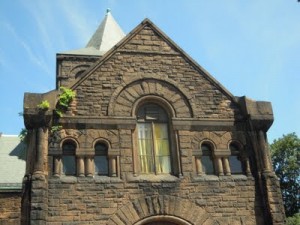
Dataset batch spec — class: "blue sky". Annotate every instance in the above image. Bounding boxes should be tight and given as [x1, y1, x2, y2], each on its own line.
[0, 0, 299, 142]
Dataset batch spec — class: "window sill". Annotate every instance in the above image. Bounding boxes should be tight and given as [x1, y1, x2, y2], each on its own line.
[126, 173, 179, 183]
[50, 175, 122, 184]
[192, 174, 253, 182]
[94, 176, 122, 183]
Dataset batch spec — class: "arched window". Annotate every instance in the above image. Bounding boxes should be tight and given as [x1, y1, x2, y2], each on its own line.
[75, 70, 85, 79]
[62, 140, 76, 175]
[137, 103, 171, 174]
[201, 143, 215, 175]
[229, 142, 243, 174]
[94, 142, 109, 176]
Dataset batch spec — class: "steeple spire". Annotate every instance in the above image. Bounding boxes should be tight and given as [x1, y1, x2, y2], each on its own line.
[61, 10, 125, 56]
[85, 9, 125, 53]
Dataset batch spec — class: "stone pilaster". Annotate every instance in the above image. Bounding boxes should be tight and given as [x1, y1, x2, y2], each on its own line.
[30, 127, 49, 225]
[258, 130, 272, 172]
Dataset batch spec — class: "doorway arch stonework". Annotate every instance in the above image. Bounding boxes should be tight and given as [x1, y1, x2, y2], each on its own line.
[107, 195, 216, 225]
[134, 215, 192, 225]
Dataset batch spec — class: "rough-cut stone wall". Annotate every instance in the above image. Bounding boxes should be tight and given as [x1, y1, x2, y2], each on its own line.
[57, 56, 99, 88]
[46, 176, 265, 225]
[72, 25, 242, 119]
[0, 192, 21, 225]
[46, 126, 266, 224]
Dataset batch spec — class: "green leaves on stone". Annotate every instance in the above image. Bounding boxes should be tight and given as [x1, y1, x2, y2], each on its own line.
[55, 87, 76, 117]
[58, 87, 76, 108]
[37, 100, 50, 111]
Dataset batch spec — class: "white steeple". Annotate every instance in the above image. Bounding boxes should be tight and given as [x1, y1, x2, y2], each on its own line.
[61, 9, 125, 56]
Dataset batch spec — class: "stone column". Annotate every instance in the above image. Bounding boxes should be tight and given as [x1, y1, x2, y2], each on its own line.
[34, 127, 48, 175]
[53, 157, 61, 177]
[217, 157, 224, 176]
[77, 157, 85, 177]
[85, 157, 93, 177]
[245, 158, 251, 176]
[223, 157, 231, 175]
[110, 157, 117, 177]
[258, 130, 271, 172]
[195, 157, 202, 175]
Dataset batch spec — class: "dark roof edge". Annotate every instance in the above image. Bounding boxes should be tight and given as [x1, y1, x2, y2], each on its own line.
[0, 183, 22, 192]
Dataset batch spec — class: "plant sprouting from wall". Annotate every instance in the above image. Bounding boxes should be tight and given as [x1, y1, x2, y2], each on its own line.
[55, 87, 76, 117]
[19, 128, 28, 143]
[51, 125, 63, 133]
[37, 100, 50, 111]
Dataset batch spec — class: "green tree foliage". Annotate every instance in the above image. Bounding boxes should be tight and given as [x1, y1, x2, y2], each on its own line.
[286, 213, 300, 225]
[270, 133, 300, 217]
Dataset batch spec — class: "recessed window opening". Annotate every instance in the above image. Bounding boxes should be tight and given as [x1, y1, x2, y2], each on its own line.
[62, 140, 76, 175]
[75, 70, 85, 79]
[201, 143, 215, 175]
[137, 103, 171, 174]
[229, 143, 243, 174]
[94, 142, 109, 176]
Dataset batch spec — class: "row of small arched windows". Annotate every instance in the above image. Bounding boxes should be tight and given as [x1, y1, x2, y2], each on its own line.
[55, 140, 111, 176]
[55, 139, 251, 177]
[195, 142, 251, 176]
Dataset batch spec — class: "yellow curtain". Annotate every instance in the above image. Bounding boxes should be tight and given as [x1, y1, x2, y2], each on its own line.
[154, 124, 171, 173]
[138, 123, 171, 174]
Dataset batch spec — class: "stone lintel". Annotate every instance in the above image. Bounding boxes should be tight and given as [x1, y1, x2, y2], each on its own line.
[49, 148, 120, 156]
[108, 149, 120, 156]
[213, 149, 231, 157]
[58, 117, 244, 131]
[58, 117, 136, 129]
[192, 149, 202, 156]
[172, 118, 241, 131]
[48, 150, 61, 156]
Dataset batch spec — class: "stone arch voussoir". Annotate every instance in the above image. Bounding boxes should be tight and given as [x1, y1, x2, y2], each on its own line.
[108, 78, 194, 118]
[107, 195, 215, 225]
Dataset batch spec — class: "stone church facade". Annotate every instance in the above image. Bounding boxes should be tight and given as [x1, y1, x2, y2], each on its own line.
[20, 12, 285, 225]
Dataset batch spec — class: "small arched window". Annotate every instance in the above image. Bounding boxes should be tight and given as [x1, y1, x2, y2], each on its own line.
[137, 103, 171, 174]
[62, 140, 76, 175]
[94, 142, 109, 176]
[229, 143, 243, 174]
[75, 70, 85, 79]
[201, 143, 215, 175]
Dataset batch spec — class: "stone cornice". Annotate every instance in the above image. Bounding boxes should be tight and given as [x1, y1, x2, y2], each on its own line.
[57, 116, 245, 131]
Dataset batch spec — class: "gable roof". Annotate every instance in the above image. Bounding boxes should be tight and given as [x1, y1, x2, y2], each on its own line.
[0, 135, 26, 191]
[61, 9, 126, 56]
[69, 18, 238, 103]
